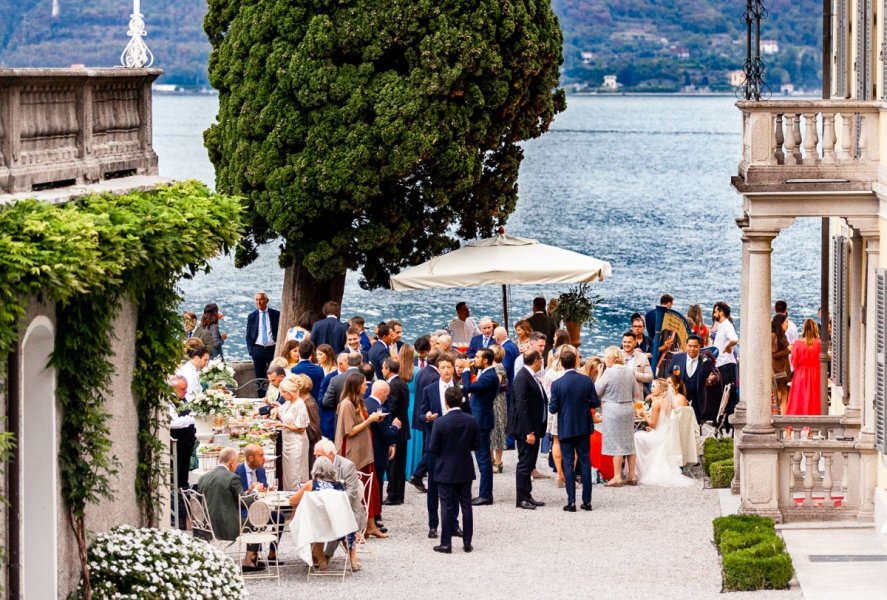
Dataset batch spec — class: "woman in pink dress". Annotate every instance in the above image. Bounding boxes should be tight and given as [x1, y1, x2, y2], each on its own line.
[785, 319, 821, 415]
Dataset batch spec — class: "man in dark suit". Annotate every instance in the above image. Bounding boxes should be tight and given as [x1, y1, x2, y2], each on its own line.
[527, 297, 557, 364]
[291, 339, 325, 394]
[245, 291, 280, 394]
[345, 326, 369, 362]
[310, 300, 348, 354]
[466, 317, 494, 358]
[382, 358, 412, 505]
[510, 350, 547, 510]
[549, 349, 599, 512]
[365, 380, 402, 533]
[428, 386, 480, 554]
[321, 352, 362, 438]
[460, 348, 499, 505]
[668, 333, 719, 423]
[368, 323, 394, 379]
[408, 350, 442, 492]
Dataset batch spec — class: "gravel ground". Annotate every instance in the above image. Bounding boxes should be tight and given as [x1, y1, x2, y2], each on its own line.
[244, 451, 802, 600]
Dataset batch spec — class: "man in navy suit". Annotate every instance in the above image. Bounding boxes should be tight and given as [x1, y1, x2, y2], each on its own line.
[668, 334, 719, 423]
[345, 327, 369, 362]
[408, 350, 441, 492]
[291, 339, 325, 394]
[365, 380, 402, 533]
[428, 387, 480, 554]
[494, 326, 521, 450]
[369, 323, 394, 379]
[245, 291, 280, 394]
[510, 350, 548, 510]
[466, 317, 494, 358]
[460, 348, 499, 505]
[549, 349, 599, 512]
[310, 300, 348, 354]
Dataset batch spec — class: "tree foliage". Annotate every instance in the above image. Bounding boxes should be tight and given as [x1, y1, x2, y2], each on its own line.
[205, 0, 565, 290]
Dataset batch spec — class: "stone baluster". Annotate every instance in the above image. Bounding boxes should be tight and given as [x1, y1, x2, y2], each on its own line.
[821, 112, 837, 164]
[821, 452, 835, 507]
[802, 113, 819, 162]
[773, 113, 785, 163]
[802, 451, 816, 506]
[858, 114, 867, 160]
[841, 451, 850, 493]
[839, 112, 853, 160]
[784, 114, 801, 164]
[811, 450, 822, 485]
[790, 451, 802, 490]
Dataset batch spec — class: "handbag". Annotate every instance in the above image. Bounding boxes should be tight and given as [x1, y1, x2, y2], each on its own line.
[773, 370, 789, 383]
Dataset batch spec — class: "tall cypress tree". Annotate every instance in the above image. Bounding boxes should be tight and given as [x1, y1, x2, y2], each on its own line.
[205, 0, 565, 334]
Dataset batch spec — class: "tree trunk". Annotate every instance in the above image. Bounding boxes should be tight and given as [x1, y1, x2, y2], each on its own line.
[276, 262, 346, 355]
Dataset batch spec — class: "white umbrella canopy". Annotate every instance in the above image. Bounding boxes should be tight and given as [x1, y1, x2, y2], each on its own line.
[389, 232, 612, 292]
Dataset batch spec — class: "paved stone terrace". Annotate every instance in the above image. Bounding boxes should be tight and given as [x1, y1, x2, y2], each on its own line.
[245, 451, 802, 599]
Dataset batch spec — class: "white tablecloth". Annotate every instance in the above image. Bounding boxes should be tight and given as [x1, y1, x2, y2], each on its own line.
[289, 488, 358, 565]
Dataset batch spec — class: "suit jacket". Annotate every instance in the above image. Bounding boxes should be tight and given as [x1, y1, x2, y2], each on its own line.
[197, 466, 253, 541]
[246, 308, 280, 357]
[333, 455, 367, 532]
[549, 370, 600, 439]
[501, 338, 520, 385]
[628, 349, 654, 402]
[365, 395, 400, 473]
[292, 360, 325, 399]
[234, 463, 268, 491]
[467, 333, 493, 358]
[386, 376, 412, 441]
[419, 380, 470, 433]
[412, 366, 440, 429]
[668, 352, 718, 403]
[311, 316, 348, 355]
[527, 312, 557, 361]
[462, 367, 499, 431]
[368, 340, 391, 380]
[322, 367, 359, 410]
[509, 367, 547, 438]
[428, 409, 480, 484]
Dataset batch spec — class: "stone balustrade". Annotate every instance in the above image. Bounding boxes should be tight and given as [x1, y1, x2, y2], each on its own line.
[735, 99, 881, 190]
[0, 68, 161, 194]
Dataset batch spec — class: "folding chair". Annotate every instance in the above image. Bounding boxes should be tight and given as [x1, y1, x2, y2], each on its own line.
[714, 383, 733, 437]
[238, 496, 281, 582]
[307, 538, 351, 582]
[181, 488, 237, 559]
[354, 471, 375, 558]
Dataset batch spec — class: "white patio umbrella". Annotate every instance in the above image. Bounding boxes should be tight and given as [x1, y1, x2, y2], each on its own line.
[389, 232, 612, 329]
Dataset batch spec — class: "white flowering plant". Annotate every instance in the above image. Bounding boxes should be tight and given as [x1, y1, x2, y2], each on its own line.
[188, 388, 234, 418]
[199, 357, 237, 390]
[81, 525, 245, 599]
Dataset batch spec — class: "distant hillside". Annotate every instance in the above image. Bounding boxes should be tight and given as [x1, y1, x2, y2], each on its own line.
[0, 0, 822, 92]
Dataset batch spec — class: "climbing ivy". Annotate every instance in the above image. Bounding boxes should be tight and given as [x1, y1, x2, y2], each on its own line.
[0, 181, 241, 598]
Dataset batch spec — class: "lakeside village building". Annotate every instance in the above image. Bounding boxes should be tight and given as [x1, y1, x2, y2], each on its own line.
[2, 2, 887, 598]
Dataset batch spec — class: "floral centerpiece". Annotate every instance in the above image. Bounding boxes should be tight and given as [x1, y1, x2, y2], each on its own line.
[199, 357, 237, 390]
[189, 388, 235, 418]
[81, 525, 246, 599]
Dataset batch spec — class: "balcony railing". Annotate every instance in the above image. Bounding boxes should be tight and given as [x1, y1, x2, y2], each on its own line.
[735, 99, 881, 189]
[0, 68, 161, 194]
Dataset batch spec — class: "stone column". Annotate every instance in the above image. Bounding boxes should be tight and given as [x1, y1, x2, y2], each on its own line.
[739, 230, 782, 521]
[732, 225, 750, 493]
[844, 229, 864, 424]
[862, 237, 879, 439]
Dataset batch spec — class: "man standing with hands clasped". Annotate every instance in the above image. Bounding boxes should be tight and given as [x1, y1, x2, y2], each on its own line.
[510, 350, 547, 510]
[429, 386, 480, 554]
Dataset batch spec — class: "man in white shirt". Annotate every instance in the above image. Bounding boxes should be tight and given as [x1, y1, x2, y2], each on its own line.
[447, 301, 480, 347]
[168, 375, 196, 495]
[713, 301, 739, 427]
[774, 300, 799, 345]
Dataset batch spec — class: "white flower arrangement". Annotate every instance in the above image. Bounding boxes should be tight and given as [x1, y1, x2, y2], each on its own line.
[188, 388, 234, 418]
[199, 357, 237, 390]
[82, 525, 246, 599]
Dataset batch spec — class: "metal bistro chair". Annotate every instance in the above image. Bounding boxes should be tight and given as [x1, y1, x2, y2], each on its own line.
[181, 489, 238, 560]
[354, 471, 376, 558]
[238, 495, 281, 582]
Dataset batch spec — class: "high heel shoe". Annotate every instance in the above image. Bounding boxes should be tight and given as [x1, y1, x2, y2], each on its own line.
[493, 462, 503, 474]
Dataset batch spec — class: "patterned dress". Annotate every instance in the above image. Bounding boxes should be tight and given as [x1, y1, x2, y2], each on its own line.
[490, 363, 508, 451]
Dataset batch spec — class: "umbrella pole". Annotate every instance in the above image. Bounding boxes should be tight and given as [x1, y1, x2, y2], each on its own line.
[502, 284, 509, 331]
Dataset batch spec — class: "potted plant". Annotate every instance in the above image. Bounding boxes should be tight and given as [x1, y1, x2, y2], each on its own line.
[551, 283, 602, 346]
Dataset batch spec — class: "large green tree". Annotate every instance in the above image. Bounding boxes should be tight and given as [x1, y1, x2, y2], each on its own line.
[204, 0, 565, 333]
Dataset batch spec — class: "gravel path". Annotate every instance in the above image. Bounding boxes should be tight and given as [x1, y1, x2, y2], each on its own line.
[244, 450, 802, 599]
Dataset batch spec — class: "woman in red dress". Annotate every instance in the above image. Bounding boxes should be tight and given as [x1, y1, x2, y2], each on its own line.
[785, 319, 821, 415]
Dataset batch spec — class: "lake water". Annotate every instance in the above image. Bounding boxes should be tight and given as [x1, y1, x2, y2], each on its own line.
[155, 94, 822, 361]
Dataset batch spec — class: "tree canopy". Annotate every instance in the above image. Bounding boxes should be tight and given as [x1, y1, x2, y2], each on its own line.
[204, 0, 565, 293]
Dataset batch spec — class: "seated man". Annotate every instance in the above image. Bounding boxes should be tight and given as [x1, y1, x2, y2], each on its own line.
[197, 447, 263, 571]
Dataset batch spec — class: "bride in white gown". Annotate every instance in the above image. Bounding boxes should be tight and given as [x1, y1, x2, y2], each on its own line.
[634, 379, 694, 487]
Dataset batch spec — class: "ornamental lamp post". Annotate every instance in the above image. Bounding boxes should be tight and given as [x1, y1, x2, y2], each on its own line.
[120, 0, 154, 68]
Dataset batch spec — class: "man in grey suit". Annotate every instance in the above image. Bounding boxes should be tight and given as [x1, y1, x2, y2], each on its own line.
[322, 351, 362, 412]
[197, 447, 262, 570]
[310, 438, 368, 558]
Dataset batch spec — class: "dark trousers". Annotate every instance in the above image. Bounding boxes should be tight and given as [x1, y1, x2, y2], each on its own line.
[170, 425, 196, 490]
[426, 453, 459, 530]
[250, 345, 276, 394]
[515, 437, 540, 503]
[386, 440, 408, 501]
[475, 428, 493, 499]
[707, 363, 738, 426]
[560, 434, 592, 506]
[412, 429, 428, 480]
[439, 481, 473, 548]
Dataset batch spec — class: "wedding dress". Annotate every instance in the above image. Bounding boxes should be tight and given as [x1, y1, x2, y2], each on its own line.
[634, 390, 694, 487]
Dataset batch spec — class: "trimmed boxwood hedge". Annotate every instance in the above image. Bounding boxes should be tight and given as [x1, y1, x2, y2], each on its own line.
[703, 437, 734, 475]
[713, 515, 794, 592]
[710, 458, 734, 488]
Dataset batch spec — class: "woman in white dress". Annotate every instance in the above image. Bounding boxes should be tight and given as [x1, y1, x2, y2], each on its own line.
[634, 377, 693, 487]
[277, 376, 310, 490]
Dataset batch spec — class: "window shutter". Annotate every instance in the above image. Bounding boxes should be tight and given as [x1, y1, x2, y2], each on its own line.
[831, 236, 849, 387]
[837, 0, 848, 97]
[875, 269, 887, 453]
[856, 0, 873, 99]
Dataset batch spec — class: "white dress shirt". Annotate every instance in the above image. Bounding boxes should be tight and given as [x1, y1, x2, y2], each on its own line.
[176, 360, 201, 401]
[447, 317, 480, 346]
[257, 309, 275, 346]
[438, 378, 455, 415]
[686, 355, 698, 378]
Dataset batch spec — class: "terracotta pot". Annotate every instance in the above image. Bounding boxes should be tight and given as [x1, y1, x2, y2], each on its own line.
[565, 321, 581, 346]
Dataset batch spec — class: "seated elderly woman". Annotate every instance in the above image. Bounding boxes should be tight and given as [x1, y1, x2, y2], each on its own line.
[288, 454, 361, 571]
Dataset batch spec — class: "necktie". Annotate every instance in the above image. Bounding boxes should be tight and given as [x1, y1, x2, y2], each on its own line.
[420, 358, 426, 369]
[687, 358, 696, 377]
[483, 336, 489, 347]
[260, 311, 267, 345]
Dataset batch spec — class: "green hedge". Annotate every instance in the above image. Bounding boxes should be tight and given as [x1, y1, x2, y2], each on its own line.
[713, 515, 793, 592]
[703, 437, 734, 475]
[709, 458, 734, 488]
